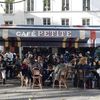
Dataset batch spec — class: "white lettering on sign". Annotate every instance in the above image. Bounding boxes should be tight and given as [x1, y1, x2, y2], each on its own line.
[16, 30, 71, 37]
[67, 31, 71, 37]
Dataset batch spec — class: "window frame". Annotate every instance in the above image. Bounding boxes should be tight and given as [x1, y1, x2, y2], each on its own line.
[82, 18, 90, 26]
[26, 18, 34, 25]
[5, 3, 13, 14]
[43, 18, 51, 25]
[5, 21, 13, 25]
[61, 18, 69, 26]
[27, 0, 34, 12]
[62, 0, 69, 11]
[83, 0, 90, 11]
[43, 0, 51, 11]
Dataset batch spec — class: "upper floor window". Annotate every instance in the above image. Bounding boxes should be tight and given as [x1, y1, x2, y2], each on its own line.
[27, 18, 34, 25]
[43, 18, 51, 25]
[5, 2, 13, 14]
[5, 21, 13, 25]
[43, 0, 50, 11]
[83, 0, 90, 11]
[82, 18, 90, 25]
[27, 0, 34, 11]
[62, 0, 69, 11]
[61, 18, 69, 26]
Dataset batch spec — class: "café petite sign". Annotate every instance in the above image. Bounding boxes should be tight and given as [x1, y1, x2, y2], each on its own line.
[16, 30, 71, 38]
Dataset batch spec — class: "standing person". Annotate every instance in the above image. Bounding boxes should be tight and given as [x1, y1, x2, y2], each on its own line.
[0, 54, 6, 84]
[96, 61, 100, 89]
[14, 55, 21, 77]
[21, 58, 30, 87]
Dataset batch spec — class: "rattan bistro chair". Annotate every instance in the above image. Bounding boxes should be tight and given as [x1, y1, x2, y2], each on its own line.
[53, 67, 68, 88]
[77, 69, 86, 89]
[59, 68, 68, 88]
[32, 67, 42, 89]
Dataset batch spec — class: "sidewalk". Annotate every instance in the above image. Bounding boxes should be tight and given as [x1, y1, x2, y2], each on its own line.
[0, 79, 100, 100]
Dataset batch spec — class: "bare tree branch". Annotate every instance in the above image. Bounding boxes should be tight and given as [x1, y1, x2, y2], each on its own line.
[0, 0, 25, 3]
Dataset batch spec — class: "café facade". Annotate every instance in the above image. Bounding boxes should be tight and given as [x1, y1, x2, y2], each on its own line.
[0, 25, 100, 59]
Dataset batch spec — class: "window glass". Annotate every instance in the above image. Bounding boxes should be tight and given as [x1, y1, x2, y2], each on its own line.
[5, 3, 13, 14]
[27, 18, 34, 25]
[27, 0, 34, 11]
[43, 18, 51, 25]
[43, 0, 50, 11]
[62, 18, 69, 25]
[82, 19, 90, 25]
[83, 0, 90, 11]
[5, 21, 13, 25]
[62, 0, 69, 11]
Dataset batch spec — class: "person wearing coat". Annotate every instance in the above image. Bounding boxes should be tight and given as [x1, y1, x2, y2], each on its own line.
[0, 54, 6, 84]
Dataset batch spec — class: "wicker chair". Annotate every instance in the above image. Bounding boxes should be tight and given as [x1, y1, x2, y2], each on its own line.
[53, 67, 68, 88]
[32, 67, 42, 89]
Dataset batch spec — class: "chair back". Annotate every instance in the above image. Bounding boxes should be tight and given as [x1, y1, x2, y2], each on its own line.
[78, 69, 84, 80]
[32, 68, 41, 76]
[59, 67, 68, 79]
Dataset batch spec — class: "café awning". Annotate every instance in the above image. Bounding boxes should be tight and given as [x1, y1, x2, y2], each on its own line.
[0, 25, 100, 47]
[19, 37, 89, 48]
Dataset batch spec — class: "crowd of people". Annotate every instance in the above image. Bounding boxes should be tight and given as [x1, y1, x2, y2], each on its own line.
[0, 49, 100, 89]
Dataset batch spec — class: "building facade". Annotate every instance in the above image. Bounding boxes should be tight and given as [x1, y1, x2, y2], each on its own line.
[0, 0, 100, 26]
[0, 0, 100, 57]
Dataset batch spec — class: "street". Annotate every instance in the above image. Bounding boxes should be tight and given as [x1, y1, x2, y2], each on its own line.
[0, 79, 100, 100]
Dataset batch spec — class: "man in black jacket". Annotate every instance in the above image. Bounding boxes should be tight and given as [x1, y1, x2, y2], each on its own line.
[0, 54, 6, 84]
[95, 61, 100, 89]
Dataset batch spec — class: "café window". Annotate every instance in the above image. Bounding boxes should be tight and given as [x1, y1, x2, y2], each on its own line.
[43, 0, 50, 11]
[5, 2, 13, 14]
[43, 18, 51, 25]
[82, 18, 90, 25]
[83, 0, 90, 11]
[61, 18, 69, 26]
[5, 21, 13, 25]
[27, 18, 34, 25]
[27, 0, 34, 11]
[62, 0, 69, 11]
